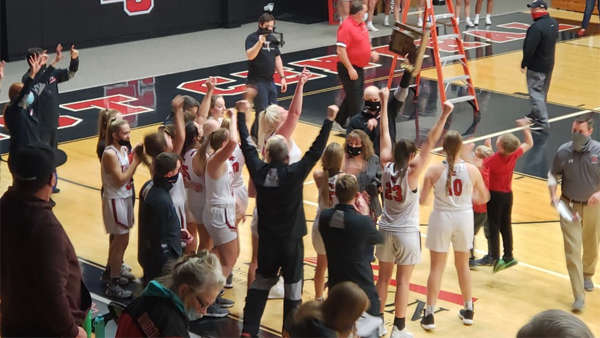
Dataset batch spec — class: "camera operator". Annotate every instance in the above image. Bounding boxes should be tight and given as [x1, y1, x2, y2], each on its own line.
[245, 12, 287, 138]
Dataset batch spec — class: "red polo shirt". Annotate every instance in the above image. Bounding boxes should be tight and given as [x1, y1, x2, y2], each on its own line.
[484, 147, 524, 193]
[337, 17, 371, 68]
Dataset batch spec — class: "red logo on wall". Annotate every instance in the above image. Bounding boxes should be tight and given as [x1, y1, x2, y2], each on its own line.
[100, 0, 154, 16]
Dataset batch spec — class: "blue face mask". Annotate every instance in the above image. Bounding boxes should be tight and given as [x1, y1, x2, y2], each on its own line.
[25, 92, 34, 106]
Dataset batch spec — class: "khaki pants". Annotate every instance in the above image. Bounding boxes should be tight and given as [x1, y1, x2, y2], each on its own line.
[559, 201, 600, 301]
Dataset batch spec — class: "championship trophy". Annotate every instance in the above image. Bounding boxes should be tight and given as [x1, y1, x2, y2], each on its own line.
[388, 22, 429, 77]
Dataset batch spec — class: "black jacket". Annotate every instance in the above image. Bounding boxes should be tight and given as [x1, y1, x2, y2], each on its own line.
[319, 204, 384, 316]
[238, 112, 332, 238]
[521, 14, 558, 73]
[138, 179, 182, 282]
[347, 109, 381, 154]
[22, 58, 79, 131]
[5, 67, 56, 166]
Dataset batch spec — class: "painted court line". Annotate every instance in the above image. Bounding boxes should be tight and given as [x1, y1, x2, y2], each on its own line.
[433, 106, 600, 152]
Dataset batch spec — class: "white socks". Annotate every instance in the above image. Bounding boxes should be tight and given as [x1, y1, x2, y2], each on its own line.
[465, 300, 473, 311]
[425, 304, 435, 315]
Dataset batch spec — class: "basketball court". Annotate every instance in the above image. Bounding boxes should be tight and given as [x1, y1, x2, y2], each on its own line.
[0, 4, 599, 337]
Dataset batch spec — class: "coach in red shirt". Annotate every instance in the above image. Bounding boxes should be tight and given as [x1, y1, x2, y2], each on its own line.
[336, 0, 379, 129]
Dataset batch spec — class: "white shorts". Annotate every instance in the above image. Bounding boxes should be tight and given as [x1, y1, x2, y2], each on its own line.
[376, 230, 421, 265]
[203, 204, 238, 246]
[186, 189, 204, 225]
[426, 209, 474, 253]
[102, 197, 134, 235]
[234, 185, 249, 221]
[311, 215, 326, 255]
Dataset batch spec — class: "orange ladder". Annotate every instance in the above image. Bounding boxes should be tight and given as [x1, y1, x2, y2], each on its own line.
[390, 0, 479, 111]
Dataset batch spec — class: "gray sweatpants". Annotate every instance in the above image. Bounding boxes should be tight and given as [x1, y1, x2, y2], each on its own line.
[526, 69, 552, 126]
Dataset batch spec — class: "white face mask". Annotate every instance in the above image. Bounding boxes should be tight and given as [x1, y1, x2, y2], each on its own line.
[186, 308, 202, 321]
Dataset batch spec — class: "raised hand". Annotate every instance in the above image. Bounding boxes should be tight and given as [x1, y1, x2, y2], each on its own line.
[29, 54, 43, 77]
[236, 100, 250, 113]
[70, 44, 79, 59]
[442, 101, 454, 116]
[171, 95, 184, 111]
[298, 67, 310, 85]
[379, 87, 389, 102]
[327, 105, 339, 121]
[205, 77, 216, 91]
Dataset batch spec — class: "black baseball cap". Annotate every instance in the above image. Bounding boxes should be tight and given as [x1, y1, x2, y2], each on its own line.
[527, 0, 548, 9]
[12, 144, 56, 182]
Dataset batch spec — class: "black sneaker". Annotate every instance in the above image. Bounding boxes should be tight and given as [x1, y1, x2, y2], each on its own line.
[101, 268, 129, 286]
[420, 310, 435, 331]
[225, 273, 233, 289]
[52, 187, 60, 194]
[205, 303, 229, 318]
[474, 255, 495, 266]
[469, 257, 477, 270]
[104, 282, 133, 299]
[458, 308, 474, 325]
[216, 295, 234, 308]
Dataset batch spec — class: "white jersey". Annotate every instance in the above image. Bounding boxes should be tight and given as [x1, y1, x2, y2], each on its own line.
[204, 156, 235, 208]
[379, 163, 419, 232]
[262, 133, 302, 164]
[140, 173, 187, 229]
[182, 148, 205, 219]
[101, 145, 133, 199]
[433, 160, 473, 212]
[229, 145, 245, 189]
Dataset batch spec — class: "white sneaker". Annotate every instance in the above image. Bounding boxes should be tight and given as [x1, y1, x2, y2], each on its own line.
[456, 17, 460, 25]
[367, 21, 379, 32]
[268, 276, 285, 299]
[474, 15, 480, 26]
[384, 15, 390, 26]
[485, 15, 492, 25]
[466, 17, 475, 27]
[391, 326, 414, 338]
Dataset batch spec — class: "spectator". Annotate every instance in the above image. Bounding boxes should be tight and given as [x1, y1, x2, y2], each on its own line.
[517, 309, 594, 338]
[245, 12, 288, 138]
[319, 174, 385, 337]
[24, 44, 79, 193]
[521, 0, 558, 131]
[238, 101, 337, 337]
[335, 0, 379, 130]
[1, 145, 91, 337]
[116, 251, 226, 337]
[548, 114, 600, 312]
[138, 152, 183, 283]
[288, 282, 370, 338]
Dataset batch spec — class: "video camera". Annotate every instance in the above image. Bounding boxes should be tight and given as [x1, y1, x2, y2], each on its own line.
[258, 28, 285, 48]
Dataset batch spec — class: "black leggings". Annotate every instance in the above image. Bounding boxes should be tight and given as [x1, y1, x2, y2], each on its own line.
[487, 191, 514, 261]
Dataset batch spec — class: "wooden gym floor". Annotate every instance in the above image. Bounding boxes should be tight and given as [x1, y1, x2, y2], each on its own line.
[0, 8, 599, 337]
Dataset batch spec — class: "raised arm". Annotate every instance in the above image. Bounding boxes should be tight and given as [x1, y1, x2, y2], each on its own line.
[206, 137, 237, 178]
[419, 167, 436, 205]
[517, 118, 534, 153]
[171, 95, 186, 155]
[246, 34, 266, 61]
[278, 68, 309, 139]
[236, 100, 264, 176]
[0, 60, 5, 92]
[379, 87, 393, 165]
[198, 77, 215, 121]
[409, 101, 453, 182]
[228, 108, 239, 144]
[295, 105, 338, 178]
[54, 44, 79, 83]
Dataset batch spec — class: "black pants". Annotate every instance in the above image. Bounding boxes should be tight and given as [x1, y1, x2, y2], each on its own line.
[487, 191, 514, 261]
[242, 234, 304, 336]
[336, 62, 364, 127]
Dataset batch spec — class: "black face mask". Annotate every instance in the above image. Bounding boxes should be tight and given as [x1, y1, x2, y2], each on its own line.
[364, 100, 381, 114]
[118, 139, 132, 150]
[258, 27, 273, 35]
[346, 145, 362, 157]
[166, 173, 179, 184]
